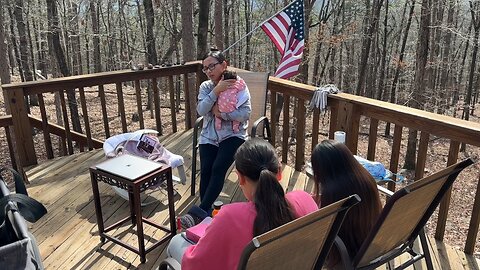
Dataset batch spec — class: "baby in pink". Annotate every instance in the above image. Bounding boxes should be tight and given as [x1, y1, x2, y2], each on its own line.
[215, 70, 246, 132]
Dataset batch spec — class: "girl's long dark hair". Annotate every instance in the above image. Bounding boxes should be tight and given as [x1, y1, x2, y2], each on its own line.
[235, 138, 294, 236]
[311, 140, 382, 265]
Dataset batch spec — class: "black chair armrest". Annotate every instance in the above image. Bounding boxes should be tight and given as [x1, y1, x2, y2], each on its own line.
[334, 236, 354, 270]
[191, 116, 203, 196]
[158, 257, 182, 270]
[194, 117, 204, 135]
[251, 116, 272, 143]
[377, 185, 394, 197]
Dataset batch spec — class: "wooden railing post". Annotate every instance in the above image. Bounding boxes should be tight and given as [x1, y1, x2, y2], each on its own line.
[367, 118, 379, 160]
[388, 125, 403, 191]
[414, 131, 430, 180]
[4, 87, 37, 168]
[465, 173, 480, 254]
[328, 99, 339, 139]
[335, 100, 360, 154]
[270, 92, 277, 147]
[435, 140, 460, 241]
[184, 73, 193, 130]
[281, 95, 290, 163]
[295, 99, 306, 171]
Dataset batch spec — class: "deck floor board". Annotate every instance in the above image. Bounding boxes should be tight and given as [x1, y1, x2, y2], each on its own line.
[24, 130, 477, 269]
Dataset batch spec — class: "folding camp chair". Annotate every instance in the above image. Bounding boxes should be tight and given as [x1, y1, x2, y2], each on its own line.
[158, 194, 360, 270]
[335, 158, 474, 270]
[191, 72, 271, 196]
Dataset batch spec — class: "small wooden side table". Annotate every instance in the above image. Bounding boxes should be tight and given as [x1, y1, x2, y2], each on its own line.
[89, 163, 176, 263]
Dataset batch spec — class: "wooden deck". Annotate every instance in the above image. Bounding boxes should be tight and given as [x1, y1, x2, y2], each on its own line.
[24, 129, 479, 269]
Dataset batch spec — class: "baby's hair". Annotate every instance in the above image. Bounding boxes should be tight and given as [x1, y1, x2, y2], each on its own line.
[223, 69, 237, 80]
[203, 48, 226, 63]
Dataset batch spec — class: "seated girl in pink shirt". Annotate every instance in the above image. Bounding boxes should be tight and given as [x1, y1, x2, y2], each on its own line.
[215, 70, 246, 132]
[164, 138, 318, 270]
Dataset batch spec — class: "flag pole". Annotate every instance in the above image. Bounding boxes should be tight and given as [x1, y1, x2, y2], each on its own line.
[222, 0, 298, 53]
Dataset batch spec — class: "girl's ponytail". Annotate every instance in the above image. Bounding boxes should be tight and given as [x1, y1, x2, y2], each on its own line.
[234, 139, 294, 236]
[253, 169, 293, 236]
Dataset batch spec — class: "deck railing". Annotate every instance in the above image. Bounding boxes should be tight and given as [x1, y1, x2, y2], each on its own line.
[1, 63, 479, 254]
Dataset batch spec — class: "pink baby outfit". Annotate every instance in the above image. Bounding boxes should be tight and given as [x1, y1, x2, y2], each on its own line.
[181, 190, 318, 270]
[215, 78, 246, 132]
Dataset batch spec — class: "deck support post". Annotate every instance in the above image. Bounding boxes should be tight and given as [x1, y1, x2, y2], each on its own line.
[5, 87, 37, 170]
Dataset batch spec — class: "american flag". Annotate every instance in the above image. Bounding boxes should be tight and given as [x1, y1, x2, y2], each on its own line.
[261, 0, 305, 79]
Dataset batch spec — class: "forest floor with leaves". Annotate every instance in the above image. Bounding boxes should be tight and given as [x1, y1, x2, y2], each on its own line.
[0, 77, 479, 257]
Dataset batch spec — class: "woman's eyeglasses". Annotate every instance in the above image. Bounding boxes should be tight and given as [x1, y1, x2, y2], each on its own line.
[202, 62, 220, 73]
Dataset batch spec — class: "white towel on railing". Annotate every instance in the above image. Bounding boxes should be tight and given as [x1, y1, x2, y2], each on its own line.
[308, 84, 340, 112]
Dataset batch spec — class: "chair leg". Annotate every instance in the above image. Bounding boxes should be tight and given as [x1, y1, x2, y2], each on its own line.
[333, 236, 354, 270]
[386, 260, 394, 270]
[191, 117, 203, 197]
[177, 165, 187, 185]
[419, 228, 434, 270]
[264, 119, 273, 144]
[191, 145, 197, 197]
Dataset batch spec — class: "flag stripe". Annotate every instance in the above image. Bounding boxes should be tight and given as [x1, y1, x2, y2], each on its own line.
[261, 25, 285, 54]
[275, 56, 302, 78]
[261, 13, 291, 54]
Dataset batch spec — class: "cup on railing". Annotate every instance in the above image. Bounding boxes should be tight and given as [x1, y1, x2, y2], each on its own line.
[334, 131, 346, 144]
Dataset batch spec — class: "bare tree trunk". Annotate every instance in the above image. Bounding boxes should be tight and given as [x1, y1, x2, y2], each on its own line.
[244, 0, 252, 70]
[0, 0, 11, 85]
[8, 6, 23, 82]
[13, 0, 33, 82]
[197, 0, 210, 59]
[144, 0, 158, 64]
[463, 1, 480, 133]
[84, 35, 90, 73]
[376, 0, 389, 100]
[90, 0, 101, 73]
[438, 0, 455, 114]
[427, 0, 445, 112]
[181, 0, 197, 127]
[385, 0, 414, 136]
[69, 1, 82, 75]
[312, 0, 329, 84]
[355, 0, 384, 96]
[7, 42, 15, 75]
[46, 0, 82, 133]
[298, 0, 316, 84]
[14, 0, 37, 105]
[365, 8, 381, 98]
[214, 0, 224, 50]
[33, 4, 47, 79]
[223, 0, 230, 59]
[26, 6, 36, 80]
[404, 0, 431, 170]
[0, 0, 17, 170]
[454, 22, 472, 109]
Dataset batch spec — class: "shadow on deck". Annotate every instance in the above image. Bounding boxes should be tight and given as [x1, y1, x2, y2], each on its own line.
[24, 129, 480, 269]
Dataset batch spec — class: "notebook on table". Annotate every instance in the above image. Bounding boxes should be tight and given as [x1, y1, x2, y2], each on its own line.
[95, 154, 163, 180]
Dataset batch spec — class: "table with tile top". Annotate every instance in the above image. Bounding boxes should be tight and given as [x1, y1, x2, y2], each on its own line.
[89, 163, 176, 263]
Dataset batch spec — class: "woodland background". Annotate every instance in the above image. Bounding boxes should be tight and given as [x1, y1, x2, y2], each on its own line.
[0, 0, 479, 117]
[0, 0, 480, 256]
